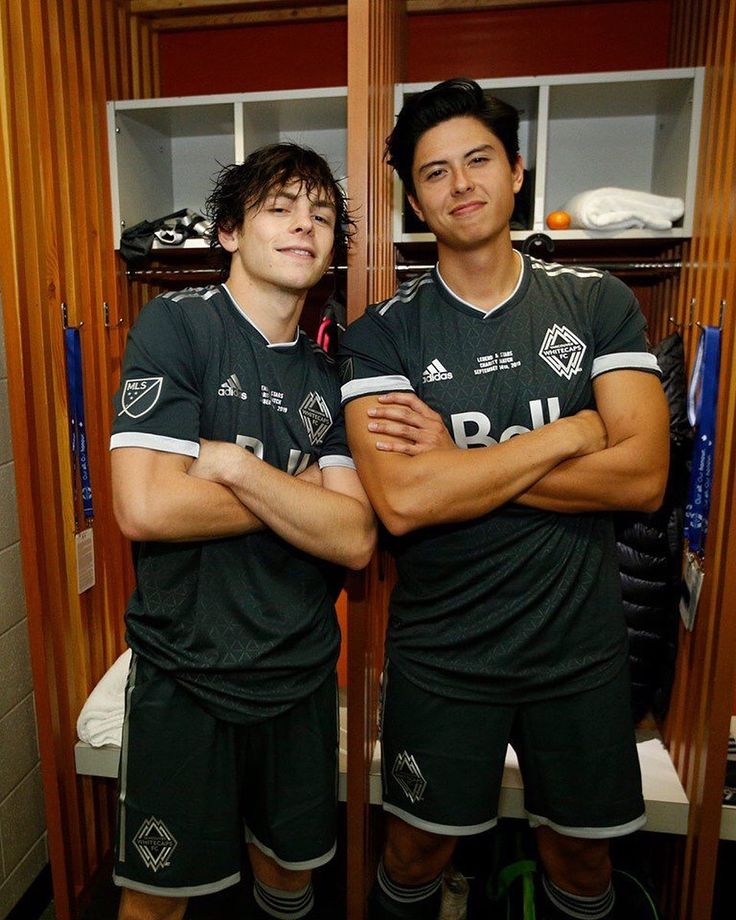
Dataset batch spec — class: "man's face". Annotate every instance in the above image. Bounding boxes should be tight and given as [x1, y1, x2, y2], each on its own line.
[408, 115, 523, 251]
[222, 179, 336, 295]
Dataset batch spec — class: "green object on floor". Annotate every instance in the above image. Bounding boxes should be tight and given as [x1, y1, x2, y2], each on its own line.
[486, 828, 537, 920]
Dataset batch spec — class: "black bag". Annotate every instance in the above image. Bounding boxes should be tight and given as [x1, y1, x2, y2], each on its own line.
[119, 208, 209, 265]
[316, 291, 347, 356]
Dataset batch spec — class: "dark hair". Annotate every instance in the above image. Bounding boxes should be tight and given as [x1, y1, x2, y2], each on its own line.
[205, 142, 355, 271]
[385, 78, 520, 196]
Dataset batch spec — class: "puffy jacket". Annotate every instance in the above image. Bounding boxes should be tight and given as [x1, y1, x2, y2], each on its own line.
[614, 333, 691, 723]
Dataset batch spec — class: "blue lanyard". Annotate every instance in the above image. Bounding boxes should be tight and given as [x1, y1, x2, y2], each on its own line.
[64, 328, 94, 522]
[684, 325, 720, 555]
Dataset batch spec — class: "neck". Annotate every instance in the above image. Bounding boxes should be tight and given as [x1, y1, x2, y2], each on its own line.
[437, 236, 520, 312]
[225, 265, 305, 344]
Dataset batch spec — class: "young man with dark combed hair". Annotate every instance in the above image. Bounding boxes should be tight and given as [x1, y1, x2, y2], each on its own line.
[339, 79, 669, 920]
[110, 143, 376, 920]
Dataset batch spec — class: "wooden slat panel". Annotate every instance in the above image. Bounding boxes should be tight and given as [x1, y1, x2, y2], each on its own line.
[136, 0, 563, 13]
[660, 2, 736, 917]
[346, 2, 405, 917]
[0, 2, 153, 917]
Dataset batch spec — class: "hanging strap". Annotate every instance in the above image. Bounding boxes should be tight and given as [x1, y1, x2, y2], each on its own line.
[684, 324, 720, 554]
[64, 327, 94, 523]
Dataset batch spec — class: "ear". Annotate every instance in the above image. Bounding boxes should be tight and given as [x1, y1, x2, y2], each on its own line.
[407, 193, 426, 224]
[217, 225, 240, 253]
[512, 155, 524, 194]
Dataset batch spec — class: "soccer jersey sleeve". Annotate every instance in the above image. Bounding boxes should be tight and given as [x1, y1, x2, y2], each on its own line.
[110, 297, 204, 457]
[338, 308, 414, 405]
[318, 411, 356, 471]
[590, 273, 661, 380]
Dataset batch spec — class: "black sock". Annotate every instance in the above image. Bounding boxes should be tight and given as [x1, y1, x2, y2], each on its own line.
[539, 874, 615, 919]
[367, 860, 443, 919]
[252, 878, 314, 919]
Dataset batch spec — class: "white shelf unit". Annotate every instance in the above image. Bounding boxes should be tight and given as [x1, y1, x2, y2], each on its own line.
[107, 87, 348, 249]
[394, 67, 704, 244]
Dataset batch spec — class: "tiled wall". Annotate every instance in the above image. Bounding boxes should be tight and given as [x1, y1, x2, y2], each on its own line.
[0, 292, 48, 918]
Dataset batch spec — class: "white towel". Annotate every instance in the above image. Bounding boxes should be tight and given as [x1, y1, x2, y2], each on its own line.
[563, 187, 684, 231]
[76, 648, 131, 747]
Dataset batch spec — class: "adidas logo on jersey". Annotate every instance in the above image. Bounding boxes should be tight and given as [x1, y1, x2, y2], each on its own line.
[422, 359, 453, 383]
[218, 374, 248, 400]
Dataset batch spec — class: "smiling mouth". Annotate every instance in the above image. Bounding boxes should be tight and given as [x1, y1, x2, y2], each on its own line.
[450, 201, 485, 217]
[277, 247, 315, 258]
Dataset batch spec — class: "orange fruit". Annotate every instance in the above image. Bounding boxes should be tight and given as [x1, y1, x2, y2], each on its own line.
[546, 210, 572, 230]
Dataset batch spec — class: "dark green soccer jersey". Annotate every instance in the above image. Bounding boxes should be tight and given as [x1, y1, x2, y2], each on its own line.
[340, 254, 661, 702]
[111, 285, 353, 724]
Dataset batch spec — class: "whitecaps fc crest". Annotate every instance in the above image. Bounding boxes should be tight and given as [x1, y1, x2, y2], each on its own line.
[299, 391, 332, 446]
[392, 751, 427, 803]
[119, 377, 163, 418]
[133, 816, 177, 872]
[539, 325, 587, 379]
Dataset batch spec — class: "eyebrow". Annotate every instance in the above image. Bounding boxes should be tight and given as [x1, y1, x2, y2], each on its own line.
[417, 143, 495, 176]
[270, 189, 336, 212]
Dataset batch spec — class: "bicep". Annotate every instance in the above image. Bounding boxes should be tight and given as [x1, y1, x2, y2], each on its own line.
[344, 396, 412, 508]
[593, 370, 669, 455]
[112, 448, 193, 525]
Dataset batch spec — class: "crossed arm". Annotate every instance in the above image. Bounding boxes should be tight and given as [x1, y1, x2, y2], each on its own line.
[111, 443, 376, 571]
[345, 369, 669, 535]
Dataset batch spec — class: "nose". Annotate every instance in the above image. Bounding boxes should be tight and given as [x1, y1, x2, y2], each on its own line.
[289, 204, 314, 234]
[450, 165, 474, 195]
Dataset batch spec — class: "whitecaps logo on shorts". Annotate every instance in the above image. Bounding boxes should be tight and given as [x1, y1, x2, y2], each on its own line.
[133, 816, 177, 872]
[392, 751, 427, 803]
[118, 377, 163, 418]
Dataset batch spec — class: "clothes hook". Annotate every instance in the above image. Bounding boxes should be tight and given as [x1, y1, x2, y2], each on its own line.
[103, 302, 124, 328]
[521, 232, 555, 257]
[61, 302, 83, 330]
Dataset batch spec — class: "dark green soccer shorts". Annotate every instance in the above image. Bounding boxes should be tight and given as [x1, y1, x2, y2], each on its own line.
[114, 655, 339, 897]
[380, 662, 645, 838]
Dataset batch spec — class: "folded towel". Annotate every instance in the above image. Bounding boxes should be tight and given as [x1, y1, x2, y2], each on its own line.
[76, 648, 131, 747]
[563, 187, 684, 231]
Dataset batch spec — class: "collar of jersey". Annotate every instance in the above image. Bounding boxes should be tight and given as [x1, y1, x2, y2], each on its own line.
[433, 250, 528, 319]
[221, 283, 301, 349]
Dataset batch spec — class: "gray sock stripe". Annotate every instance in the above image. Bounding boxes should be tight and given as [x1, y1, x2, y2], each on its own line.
[376, 861, 443, 903]
[543, 875, 615, 920]
[253, 879, 314, 919]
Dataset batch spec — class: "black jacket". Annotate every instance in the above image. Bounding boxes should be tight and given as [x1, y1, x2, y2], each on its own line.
[615, 333, 691, 723]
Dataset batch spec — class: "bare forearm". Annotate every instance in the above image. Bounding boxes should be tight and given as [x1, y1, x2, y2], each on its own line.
[516, 439, 668, 513]
[358, 416, 594, 535]
[223, 458, 375, 569]
[114, 468, 264, 542]
[518, 373, 670, 514]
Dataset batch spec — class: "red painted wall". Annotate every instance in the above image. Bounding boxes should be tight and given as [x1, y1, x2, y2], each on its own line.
[158, 20, 348, 95]
[158, 1, 671, 97]
[406, 1, 671, 81]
